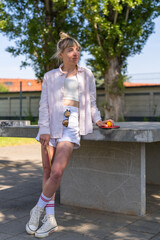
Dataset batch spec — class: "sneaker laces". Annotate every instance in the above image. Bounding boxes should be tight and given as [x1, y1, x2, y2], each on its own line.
[40, 215, 56, 231]
[29, 206, 43, 225]
[42, 214, 48, 224]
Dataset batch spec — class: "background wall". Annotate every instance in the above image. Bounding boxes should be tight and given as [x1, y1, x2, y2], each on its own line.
[0, 92, 40, 121]
[97, 86, 160, 121]
[1, 86, 160, 121]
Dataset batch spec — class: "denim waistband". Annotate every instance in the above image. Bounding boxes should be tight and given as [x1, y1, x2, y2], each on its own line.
[63, 105, 79, 113]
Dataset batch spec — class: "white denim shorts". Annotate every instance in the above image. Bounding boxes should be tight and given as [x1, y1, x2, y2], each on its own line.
[36, 106, 80, 149]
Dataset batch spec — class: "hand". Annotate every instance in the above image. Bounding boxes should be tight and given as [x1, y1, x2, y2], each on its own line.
[39, 134, 50, 147]
[96, 119, 114, 127]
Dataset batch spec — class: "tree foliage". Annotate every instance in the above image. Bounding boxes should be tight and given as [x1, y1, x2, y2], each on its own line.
[0, 0, 80, 79]
[0, 0, 160, 119]
[0, 83, 9, 92]
[76, 0, 160, 119]
[77, 0, 160, 76]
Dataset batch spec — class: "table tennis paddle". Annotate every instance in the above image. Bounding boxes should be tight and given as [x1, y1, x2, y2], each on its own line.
[100, 125, 120, 129]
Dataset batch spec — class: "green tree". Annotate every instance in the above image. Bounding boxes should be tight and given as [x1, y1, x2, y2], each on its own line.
[0, 0, 79, 80]
[77, 0, 160, 120]
[0, 83, 9, 92]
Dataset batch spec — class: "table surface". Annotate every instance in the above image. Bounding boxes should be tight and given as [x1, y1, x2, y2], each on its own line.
[84, 122, 160, 143]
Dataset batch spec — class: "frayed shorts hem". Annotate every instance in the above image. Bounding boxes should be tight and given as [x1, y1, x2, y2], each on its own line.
[35, 135, 80, 149]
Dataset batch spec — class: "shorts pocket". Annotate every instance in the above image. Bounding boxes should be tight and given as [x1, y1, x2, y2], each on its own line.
[68, 114, 78, 128]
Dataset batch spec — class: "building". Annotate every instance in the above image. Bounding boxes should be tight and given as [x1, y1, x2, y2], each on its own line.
[97, 82, 160, 121]
[0, 78, 42, 121]
[1, 78, 160, 121]
[124, 82, 160, 121]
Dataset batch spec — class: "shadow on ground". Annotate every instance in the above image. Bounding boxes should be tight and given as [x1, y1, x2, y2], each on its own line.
[0, 145, 160, 240]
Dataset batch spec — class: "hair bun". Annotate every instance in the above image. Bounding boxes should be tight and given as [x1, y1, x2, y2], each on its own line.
[59, 32, 70, 40]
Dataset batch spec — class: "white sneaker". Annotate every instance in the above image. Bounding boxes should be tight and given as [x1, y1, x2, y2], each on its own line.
[35, 214, 58, 238]
[26, 205, 44, 235]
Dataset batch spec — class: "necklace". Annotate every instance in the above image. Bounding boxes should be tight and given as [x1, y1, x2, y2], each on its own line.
[61, 66, 77, 76]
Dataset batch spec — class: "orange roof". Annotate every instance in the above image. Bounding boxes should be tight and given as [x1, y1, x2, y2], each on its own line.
[1, 78, 160, 93]
[124, 82, 160, 87]
[0, 78, 42, 92]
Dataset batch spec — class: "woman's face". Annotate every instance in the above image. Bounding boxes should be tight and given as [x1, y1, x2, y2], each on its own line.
[60, 44, 80, 66]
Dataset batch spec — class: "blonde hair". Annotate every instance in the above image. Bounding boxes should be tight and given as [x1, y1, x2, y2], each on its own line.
[53, 32, 81, 60]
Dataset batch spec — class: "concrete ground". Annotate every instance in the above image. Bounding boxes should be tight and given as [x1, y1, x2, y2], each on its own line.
[0, 144, 160, 240]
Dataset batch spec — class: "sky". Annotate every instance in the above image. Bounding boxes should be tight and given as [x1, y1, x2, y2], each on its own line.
[0, 17, 160, 83]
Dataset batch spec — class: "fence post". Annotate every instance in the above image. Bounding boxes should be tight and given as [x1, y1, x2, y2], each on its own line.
[20, 81, 22, 120]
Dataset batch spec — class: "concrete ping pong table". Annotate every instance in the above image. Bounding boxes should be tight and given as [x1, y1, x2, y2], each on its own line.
[1, 121, 160, 216]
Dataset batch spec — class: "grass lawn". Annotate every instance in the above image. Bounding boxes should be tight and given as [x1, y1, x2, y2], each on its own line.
[0, 137, 39, 147]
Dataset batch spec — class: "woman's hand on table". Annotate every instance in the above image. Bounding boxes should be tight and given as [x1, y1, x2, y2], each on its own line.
[96, 119, 114, 128]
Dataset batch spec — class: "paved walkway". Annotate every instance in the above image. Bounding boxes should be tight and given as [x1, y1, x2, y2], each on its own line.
[0, 144, 160, 240]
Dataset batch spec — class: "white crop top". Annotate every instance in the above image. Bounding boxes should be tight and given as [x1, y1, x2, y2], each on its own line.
[64, 75, 79, 102]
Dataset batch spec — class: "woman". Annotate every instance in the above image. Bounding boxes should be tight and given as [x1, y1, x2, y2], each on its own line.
[26, 32, 113, 238]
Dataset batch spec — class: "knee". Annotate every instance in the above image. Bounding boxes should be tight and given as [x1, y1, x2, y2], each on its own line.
[50, 169, 63, 184]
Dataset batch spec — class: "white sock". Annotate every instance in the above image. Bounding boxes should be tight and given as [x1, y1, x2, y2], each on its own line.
[45, 201, 55, 215]
[37, 193, 52, 209]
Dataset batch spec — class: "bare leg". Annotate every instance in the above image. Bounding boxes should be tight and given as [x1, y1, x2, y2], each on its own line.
[43, 141, 74, 198]
[41, 145, 54, 188]
[41, 145, 56, 200]
[26, 144, 61, 235]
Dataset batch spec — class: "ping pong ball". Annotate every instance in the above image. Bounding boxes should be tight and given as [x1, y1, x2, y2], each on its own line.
[107, 121, 112, 127]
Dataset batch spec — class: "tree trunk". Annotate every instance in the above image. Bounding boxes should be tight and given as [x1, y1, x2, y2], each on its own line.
[44, 0, 55, 72]
[104, 57, 124, 121]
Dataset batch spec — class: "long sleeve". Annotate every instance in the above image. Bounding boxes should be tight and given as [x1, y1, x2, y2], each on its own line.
[89, 71, 102, 123]
[38, 74, 50, 135]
